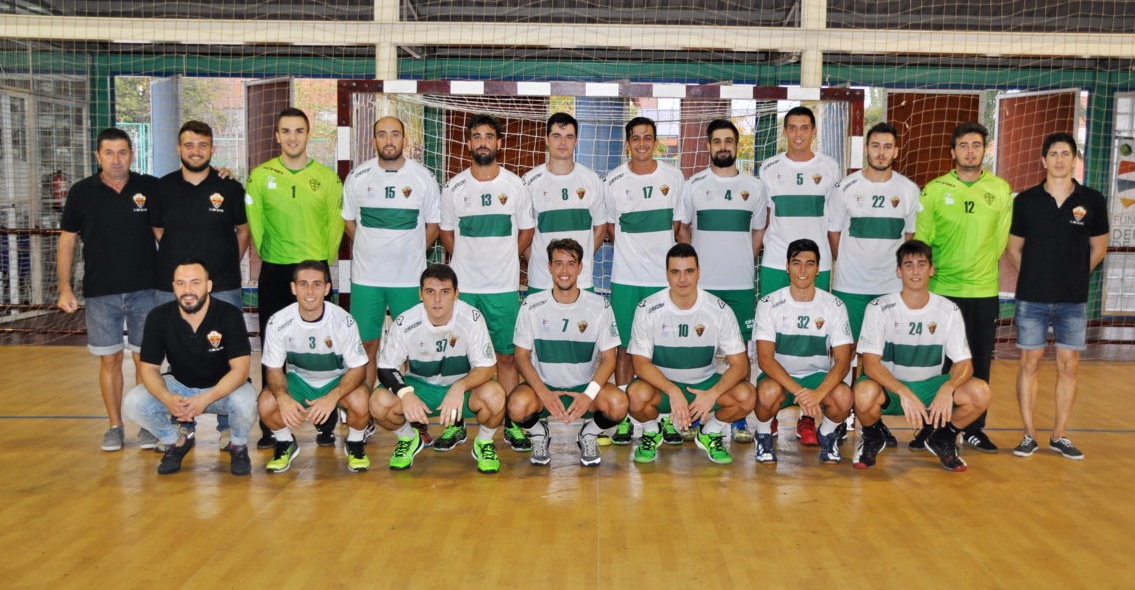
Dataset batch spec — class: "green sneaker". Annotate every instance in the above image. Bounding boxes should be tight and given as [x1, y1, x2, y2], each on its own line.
[695, 429, 733, 464]
[633, 431, 663, 463]
[472, 439, 500, 473]
[434, 424, 468, 452]
[389, 434, 424, 470]
[659, 417, 683, 445]
[611, 417, 633, 445]
[503, 421, 532, 452]
[345, 440, 371, 472]
[266, 440, 300, 473]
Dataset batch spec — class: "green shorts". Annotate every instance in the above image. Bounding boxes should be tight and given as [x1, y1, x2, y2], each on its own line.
[458, 291, 519, 355]
[633, 373, 721, 414]
[285, 372, 341, 404]
[610, 283, 664, 348]
[856, 374, 951, 416]
[833, 290, 881, 342]
[707, 287, 757, 341]
[757, 267, 831, 298]
[756, 371, 828, 409]
[350, 283, 421, 341]
[404, 375, 477, 419]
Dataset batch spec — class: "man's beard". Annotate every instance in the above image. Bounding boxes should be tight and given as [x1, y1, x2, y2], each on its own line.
[472, 150, 497, 166]
[181, 157, 211, 173]
[378, 147, 403, 162]
[179, 293, 208, 314]
[711, 153, 736, 168]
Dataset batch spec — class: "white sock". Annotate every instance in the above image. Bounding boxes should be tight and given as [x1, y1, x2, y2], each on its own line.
[819, 416, 839, 436]
[755, 418, 773, 435]
[525, 421, 549, 438]
[346, 427, 365, 442]
[476, 425, 497, 442]
[702, 415, 727, 435]
[272, 428, 294, 442]
[641, 419, 659, 434]
[394, 422, 415, 439]
[581, 419, 603, 437]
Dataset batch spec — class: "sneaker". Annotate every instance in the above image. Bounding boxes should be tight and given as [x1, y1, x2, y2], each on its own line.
[879, 421, 898, 448]
[611, 417, 633, 445]
[834, 421, 848, 444]
[731, 420, 754, 444]
[909, 424, 933, 451]
[659, 417, 684, 445]
[157, 432, 196, 475]
[255, 431, 276, 450]
[695, 428, 733, 464]
[1013, 435, 1039, 457]
[796, 415, 819, 446]
[853, 428, 886, 469]
[754, 433, 777, 463]
[925, 429, 967, 472]
[578, 428, 601, 467]
[633, 431, 663, 463]
[1049, 437, 1084, 460]
[503, 421, 532, 452]
[412, 422, 433, 448]
[101, 426, 124, 452]
[818, 429, 841, 463]
[530, 433, 551, 466]
[363, 420, 377, 443]
[963, 430, 999, 453]
[138, 428, 158, 450]
[229, 444, 251, 476]
[345, 440, 371, 472]
[472, 439, 500, 473]
[434, 424, 468, 452]
[266, 440, 301, 473]
[389, 434, 423, 470]
[316, 429, 336, 447]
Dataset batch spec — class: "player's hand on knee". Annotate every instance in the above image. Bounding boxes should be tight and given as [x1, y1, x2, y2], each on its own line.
[536, 387, 569, 422]
[400, 393, 430, 425]
[669, 393, 693, 430]
[564, 392, 590, 423]
[438, 387, 464, 426]
[280, 397, 308, 429]
[899, 396, 928, 429]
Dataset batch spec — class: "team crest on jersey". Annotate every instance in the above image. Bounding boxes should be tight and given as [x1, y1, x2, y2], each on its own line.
[132, 194, 147, 209]
[814, 317, 825, 330]
[209, 193, 224, 209]
[1072, 206, 1086, 222]
[928, 322, 937, 334]
[324, 336, 333, 349]
[207, 330, 223, 349]
[498, 194, 508, 205]
[983, 192, 994, 205]
[741, 191, 750, 201]
[890, 196, 900, 208]
[577, 320, 588, 333]
[309, 178, 321, 192]
[694, 323, 705, 337]
[449, 335, 458, 348]
[576, 187, 586, 199]
[812, 174, 823, 185]
[660, 184, 670, 196]
[402, 186, 412, 198]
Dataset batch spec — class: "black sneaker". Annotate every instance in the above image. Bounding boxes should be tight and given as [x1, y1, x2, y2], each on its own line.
[610, 417, 633, 445]
[316, 410, 339, 447]
[853, 426, 886, 469]
[909, 424, 933, 451]
[879, 421, 898, 448]
[229, 444, 251, 476]
[963, 430, 999, 453]
[1049, 437, 1084, 460]
[925, 428, 967, 472]
[157, 432, 196, 475]
[256, 431, 276, 450]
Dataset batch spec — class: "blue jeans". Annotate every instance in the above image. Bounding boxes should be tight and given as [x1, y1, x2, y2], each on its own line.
[124, 375, 257, 446]
[84, 289, 155, 355]
[1015, 300, 1087, 351]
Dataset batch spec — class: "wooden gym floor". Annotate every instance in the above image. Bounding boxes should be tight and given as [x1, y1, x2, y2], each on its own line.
[0, 345, 1132, 589]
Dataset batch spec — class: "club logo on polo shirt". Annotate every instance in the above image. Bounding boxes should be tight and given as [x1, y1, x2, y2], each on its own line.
[449, 335, 458, 349]
[309, 178, 321, 192]
[132, 193, 147, 210]
[1072, 206, 1087, 223]
[403, 186, 412, 198]
[984, 193, 995, 205]
[928, 322, 938, 335]
[694, 323, 705, 337]
[891, 196, 900, 208]
[324, 336, 333, 349]
[576, 187, 586, 199]
[814, 317, 825, 330]
[577, 320, 588, 333]
[209, 193, 224, 210]
[497, 194, 508, 205]
[660, 184, 670, 196]
[812, 174, 823, 185]
[207, 330, 223, 349]
[741, 191, 750, 201]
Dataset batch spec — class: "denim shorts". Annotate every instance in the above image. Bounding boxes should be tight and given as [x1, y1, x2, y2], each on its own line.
[1014, 300, 1087, 351]
[85, 289, 156, 355]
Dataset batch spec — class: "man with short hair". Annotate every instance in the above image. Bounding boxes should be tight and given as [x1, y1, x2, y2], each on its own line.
[440, 114, 534, 452]
[509, 238, 626, 466]
[753, 239, 854, 464]
[57, 127, 159, 451]
[1006, 132, 1108, 460]
[915, 122, 1012, 453]
[246, 107, 345, 448]
[852, 240, 991, 471]
[370, 264, 506, 473]
[626, 243, 756, 465]
[257, 260, 372, 473]
[123, 260, 257, 475]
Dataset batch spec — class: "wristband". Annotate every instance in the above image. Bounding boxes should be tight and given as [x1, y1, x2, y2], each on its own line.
[584, 381, 601, 400]
[396, 386, 415, 400]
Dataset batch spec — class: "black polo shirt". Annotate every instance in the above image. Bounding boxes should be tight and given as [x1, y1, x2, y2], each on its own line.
[140, 298, 251, 389]
[152, 168, 247, 292]
[1011, 181, 1109, 303]
[59, 172, 158, 297]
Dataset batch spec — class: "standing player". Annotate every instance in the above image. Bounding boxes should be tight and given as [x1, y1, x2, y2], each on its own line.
[509, 238, 626, 466]
[677, 119, 769, 443]
[257, 261, 373, 473]
[370, 264, 506, 473]
[1005, 133, 1108, 460]
[758, 106, 842, 296]
[439, 114, 534, 451]
[826, 121, 919, 447]
[626, 243, 756, 465]
[852, 240, 992, 471]
[915, 122, 1012, 453]
[753, 239, 854, 464]
[246, 107, 344, 448]
[523, 112, 606, 296]
[57, 128, 158, 451]
[342, 116, 440, 391]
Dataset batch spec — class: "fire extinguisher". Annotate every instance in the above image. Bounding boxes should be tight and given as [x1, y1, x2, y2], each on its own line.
[51, 170, 67, 211]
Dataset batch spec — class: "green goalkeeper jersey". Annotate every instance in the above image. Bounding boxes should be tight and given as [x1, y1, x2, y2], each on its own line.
[245, 157, 344, 264]
[915, 169, 1012, 298]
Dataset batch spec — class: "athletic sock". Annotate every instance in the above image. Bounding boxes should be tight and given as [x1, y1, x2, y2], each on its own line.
[702, 415, 727, 435]
[526, 420, 549, 438]
[592, 411, 619, 430]
[517, 412, 541, 430]
[476, 425, 497, 442]
[394, 422, 415, 439]
[346, 427, 365, 443]
[581, 419, 603, 437]
[641, 419, 659, 435]
[819, 416, 838, 436]
[755, 418, 773, 435]
[272, 428, 294, 442]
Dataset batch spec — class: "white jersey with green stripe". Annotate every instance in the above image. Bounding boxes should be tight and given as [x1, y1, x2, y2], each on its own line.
[826, 170, 919, 295]
[754, 286, 853, 377]
[261, 301, 368, 389]
[604, 161, 684, 287]
[628, 288, 745, 385]
[857, 292, 971, 382]
[342, 158, 441, 288]
[678, 167, 769, 290]
[378, 299, 496, 387]
[758, 152, 842, 271]
[513, 289, 620, 389]
[523, 163, 606, 290]
[441, 167, 535, 294]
